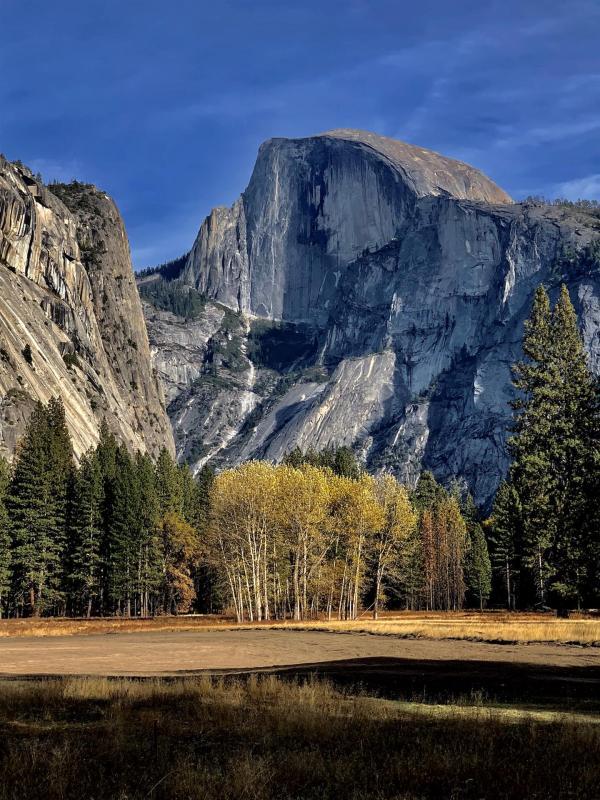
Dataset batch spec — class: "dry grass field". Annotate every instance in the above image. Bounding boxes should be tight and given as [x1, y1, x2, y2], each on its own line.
[1, 611, 598, 645]
[275, 613, 600, 645]
[0, 675, 598, 800]
[1, 616, 598, 798]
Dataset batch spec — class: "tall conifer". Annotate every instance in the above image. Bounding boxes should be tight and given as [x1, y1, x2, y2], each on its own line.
[69, 450, 104, 616]
[106, 446, 139, 615]
[499, 284, 597, 605]
[0, 457, 11, 616]
[8, 400, 73, 614]
[462, 494, 492, 610]
[135, 451, 161, 616]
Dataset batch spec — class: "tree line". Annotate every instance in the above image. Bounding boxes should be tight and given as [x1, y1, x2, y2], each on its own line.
[0, 283, 598, 617]
[0, 408, 490, 618]
[0, 407, 210, 617]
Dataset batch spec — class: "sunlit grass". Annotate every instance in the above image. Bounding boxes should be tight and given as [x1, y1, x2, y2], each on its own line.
[266, 614, 600, 645]
[1, 611, 598, 645]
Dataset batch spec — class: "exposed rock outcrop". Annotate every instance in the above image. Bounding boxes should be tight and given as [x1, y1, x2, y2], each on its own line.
[0, 157, 174, 460]
[142, 131, 600, 507]
[183, 130, 512, 325]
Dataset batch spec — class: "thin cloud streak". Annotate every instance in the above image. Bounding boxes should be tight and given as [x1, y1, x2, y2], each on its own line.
[1, 1, 598, 265]
[554, 174, 600, 201]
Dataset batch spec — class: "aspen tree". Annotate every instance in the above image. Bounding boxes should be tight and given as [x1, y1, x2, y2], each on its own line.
[372, 475, 416, 619]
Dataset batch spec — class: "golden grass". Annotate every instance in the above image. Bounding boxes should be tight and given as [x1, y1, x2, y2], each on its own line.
[1, 674, 597, 726]
[0, 675, 598, 799]
[1, 610, 598, 644]
[0, 613, 236, 637]
[264, 614, 600, 645]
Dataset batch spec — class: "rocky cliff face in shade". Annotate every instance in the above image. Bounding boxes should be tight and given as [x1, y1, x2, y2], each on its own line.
[143, 130, 600, 507]
[0, 156, 174, 460]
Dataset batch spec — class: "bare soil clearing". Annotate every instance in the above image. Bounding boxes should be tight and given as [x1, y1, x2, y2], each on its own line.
[1, 628, 598, 674]
[1, 629, 599, 712]
[2, 628, 598, 676]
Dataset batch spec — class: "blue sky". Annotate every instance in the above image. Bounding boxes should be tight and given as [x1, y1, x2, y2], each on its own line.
[1, 1, 599, 268]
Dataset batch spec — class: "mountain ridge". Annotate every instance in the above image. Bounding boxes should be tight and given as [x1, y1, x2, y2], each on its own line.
[0, 157, 174, 460]
[142, 130, 600, 507]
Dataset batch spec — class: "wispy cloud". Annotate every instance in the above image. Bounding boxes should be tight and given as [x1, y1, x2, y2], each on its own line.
[554, 173, 600, 200]
[493, 117, 600, 149]
[156, 92, 286, 126]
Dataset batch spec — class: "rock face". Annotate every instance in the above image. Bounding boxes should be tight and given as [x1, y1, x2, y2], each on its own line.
[142, 130, 600, 507]
[0, 157, 174, 460]
[183, 130, 511, 325]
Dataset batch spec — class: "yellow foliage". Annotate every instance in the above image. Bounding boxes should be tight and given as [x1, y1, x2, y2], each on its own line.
[157, 511, 200, 613]
[207, 461, 471, 621]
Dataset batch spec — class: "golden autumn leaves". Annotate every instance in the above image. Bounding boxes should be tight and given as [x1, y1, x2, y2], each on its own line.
[207, 462, 418, 622]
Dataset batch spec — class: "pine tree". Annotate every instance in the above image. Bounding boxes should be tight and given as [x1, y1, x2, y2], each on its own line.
[155, 448, 183, 517]
[46, 397, 75, 606]
[96, 420, 118, 483]
[465, 523, 492, 611]
[106, 446, 139, 615]
[462, 494, 492, 610]
[0, 457, 12, 617]
[489, 481, 521, 608]
[332, 447, 361, 479]
[135, 451, 161, 617]
[412, 471, 445, 511]
[509, 286, 554, 603]
[8, 400, 73, 615]
[283, 446, 361, 478]
[581, 384, 600, 604]
[283, 447, 305, 469]
[191, 466, 218, 612]
[95, 420, 119, 612]
[500, 284, 598, 606]
[545, 286, 596, 603]
[179, 464, 204, 531]
[69, 450, 104, 617]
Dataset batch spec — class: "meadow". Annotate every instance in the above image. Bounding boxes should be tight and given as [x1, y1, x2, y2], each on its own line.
[1, 610, 598, 645]
[0, 675, 598, 800]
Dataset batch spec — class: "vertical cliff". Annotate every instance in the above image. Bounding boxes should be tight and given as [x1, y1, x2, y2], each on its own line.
[143, 131, 600, 507]
[183, 130, 512, 325]
[0, 156, 174, 459]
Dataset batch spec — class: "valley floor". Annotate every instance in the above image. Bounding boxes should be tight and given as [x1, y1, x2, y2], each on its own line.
[1, 620, 599, 797]
[0, 627, 599, 714]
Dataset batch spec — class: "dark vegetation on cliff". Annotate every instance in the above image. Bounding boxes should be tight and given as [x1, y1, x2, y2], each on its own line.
[247, 320, 320, 372]
[524, 196, 600, 220]
[139, 278, 206, 320]
[137, 253, 189, 281]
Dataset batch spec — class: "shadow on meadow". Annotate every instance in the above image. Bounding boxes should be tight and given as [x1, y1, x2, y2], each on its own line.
[0, 673, 598, 800]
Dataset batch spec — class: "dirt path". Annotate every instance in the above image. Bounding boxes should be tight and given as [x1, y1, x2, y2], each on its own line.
[0, 628, 597, 676]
